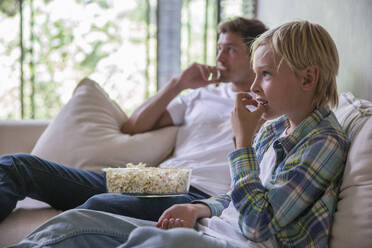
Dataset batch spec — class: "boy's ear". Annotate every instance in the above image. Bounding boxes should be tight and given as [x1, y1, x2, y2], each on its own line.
[301, 65, 319, 91]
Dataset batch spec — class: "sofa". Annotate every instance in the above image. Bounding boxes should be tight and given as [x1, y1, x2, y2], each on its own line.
[0, 78, 371, 247]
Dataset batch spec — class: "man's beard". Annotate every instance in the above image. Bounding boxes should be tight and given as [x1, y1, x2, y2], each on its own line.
[218, 71, 230, 82]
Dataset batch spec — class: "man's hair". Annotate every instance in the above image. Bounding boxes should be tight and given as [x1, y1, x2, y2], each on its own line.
[218, 17, 268, 51]
[251, 20, 339, 109]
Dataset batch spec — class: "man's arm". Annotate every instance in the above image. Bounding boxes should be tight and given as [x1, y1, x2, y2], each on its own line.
[121, 78, 182, 134]
[121, 63, 221, 134]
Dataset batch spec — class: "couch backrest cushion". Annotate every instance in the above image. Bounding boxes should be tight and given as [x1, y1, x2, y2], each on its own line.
[330, 92, 372, 248]
[31, 78, 178, 172]
[0, 120, 49, 155]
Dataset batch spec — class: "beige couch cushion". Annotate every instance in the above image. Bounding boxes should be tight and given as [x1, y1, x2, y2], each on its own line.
[0, 120, 49, 155]
[331, 92, 372, 248]
[31, 78, 178, 172]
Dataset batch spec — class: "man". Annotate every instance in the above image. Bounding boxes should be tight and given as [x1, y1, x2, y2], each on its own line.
[0, 17, 267, 223]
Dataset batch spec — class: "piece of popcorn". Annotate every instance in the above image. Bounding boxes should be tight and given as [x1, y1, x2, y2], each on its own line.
[126, 162, 147, 168]
[103, 165, 191, 195]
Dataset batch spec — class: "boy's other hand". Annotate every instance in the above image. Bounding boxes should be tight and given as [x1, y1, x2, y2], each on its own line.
[156, 204, 198, 230]
[156, 203, 211, 230]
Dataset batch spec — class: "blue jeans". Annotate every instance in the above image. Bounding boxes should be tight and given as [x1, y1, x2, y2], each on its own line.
[9, 209, 245, 248]
[0, 154, 209, 222]
[0, 153, 106, 222]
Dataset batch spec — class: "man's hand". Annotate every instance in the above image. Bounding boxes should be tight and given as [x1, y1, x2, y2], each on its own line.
[120, 62, 226, 135]
[156, 203, 211, 230]
[231, 92, 265, 148]
[174, 63, 226, 91]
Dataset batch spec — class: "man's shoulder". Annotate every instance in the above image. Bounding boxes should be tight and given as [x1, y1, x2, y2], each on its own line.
[184, 83, 233, 99]
[205, 83, 234, 98]
[199, 82, 232, 92]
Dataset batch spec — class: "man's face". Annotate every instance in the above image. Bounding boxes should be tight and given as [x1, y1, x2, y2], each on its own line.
[216, 32, 252, 87]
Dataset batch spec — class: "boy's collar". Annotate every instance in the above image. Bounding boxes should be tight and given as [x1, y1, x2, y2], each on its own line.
[275, 107, 331, 154]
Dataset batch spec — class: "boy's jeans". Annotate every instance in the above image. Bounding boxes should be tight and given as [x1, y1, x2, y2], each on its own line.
[9, 209, 243, 248]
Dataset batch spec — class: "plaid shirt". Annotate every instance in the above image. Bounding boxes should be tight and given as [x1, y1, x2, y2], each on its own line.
[197, 108, 349, 247]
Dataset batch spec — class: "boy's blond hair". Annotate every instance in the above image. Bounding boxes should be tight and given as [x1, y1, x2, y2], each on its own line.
[251, 21, 339, 109]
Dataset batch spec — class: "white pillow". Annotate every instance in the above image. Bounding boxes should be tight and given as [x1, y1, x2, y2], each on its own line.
[31, 78, 178, 172]
[330, 92, 372, 248]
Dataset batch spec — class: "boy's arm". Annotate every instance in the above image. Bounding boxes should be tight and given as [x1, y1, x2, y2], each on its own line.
[156, 203, 212, 229]
[121, 63, 219, 134]
[192, 193, 231, 217]
[228, 134, 348, 242]
[156, 194, 231, 229]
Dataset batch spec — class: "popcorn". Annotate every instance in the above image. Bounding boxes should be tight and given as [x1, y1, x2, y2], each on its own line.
[103, 164, 191, 195]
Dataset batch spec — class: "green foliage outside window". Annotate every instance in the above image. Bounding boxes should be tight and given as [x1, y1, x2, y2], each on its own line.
[0, 0, 157, 119]
[0, 0, 254, 120]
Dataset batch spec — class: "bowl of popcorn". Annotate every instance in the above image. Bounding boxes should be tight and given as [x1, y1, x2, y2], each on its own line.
[103, 163, 192, 196]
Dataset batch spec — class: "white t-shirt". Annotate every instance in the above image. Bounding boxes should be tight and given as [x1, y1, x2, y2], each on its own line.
[196, 133, 285, 247]
[159, 83, 236, 197]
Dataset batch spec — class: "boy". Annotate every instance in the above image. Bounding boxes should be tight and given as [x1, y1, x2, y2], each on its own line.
[10, 20, 349, 248]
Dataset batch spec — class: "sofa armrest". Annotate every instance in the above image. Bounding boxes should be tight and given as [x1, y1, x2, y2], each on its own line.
[0, 120, 49, 155]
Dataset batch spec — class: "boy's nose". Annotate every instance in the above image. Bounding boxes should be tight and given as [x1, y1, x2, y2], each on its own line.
[250, 77, 261, 93]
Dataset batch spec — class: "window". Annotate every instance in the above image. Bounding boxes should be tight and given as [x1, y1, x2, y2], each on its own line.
[0, 0, 255, 120]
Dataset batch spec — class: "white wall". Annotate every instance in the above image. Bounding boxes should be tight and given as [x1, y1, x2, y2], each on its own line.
[256, 0, 372, 100]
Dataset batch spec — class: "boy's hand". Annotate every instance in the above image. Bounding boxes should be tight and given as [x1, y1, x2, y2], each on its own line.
[156, 203, 211, 230]
[174, 63, 226, 91]
[231, 92, 265, 148]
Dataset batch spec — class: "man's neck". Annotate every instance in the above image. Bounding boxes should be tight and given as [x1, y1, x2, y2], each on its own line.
[230, 71, 255, 92]
[230, 81, 252, 92]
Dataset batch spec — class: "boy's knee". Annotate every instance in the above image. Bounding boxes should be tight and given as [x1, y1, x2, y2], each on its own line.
[126, 227, 203, 247]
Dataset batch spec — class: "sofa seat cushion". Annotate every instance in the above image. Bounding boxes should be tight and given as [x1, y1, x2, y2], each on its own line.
[0, 198, 61, 247]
